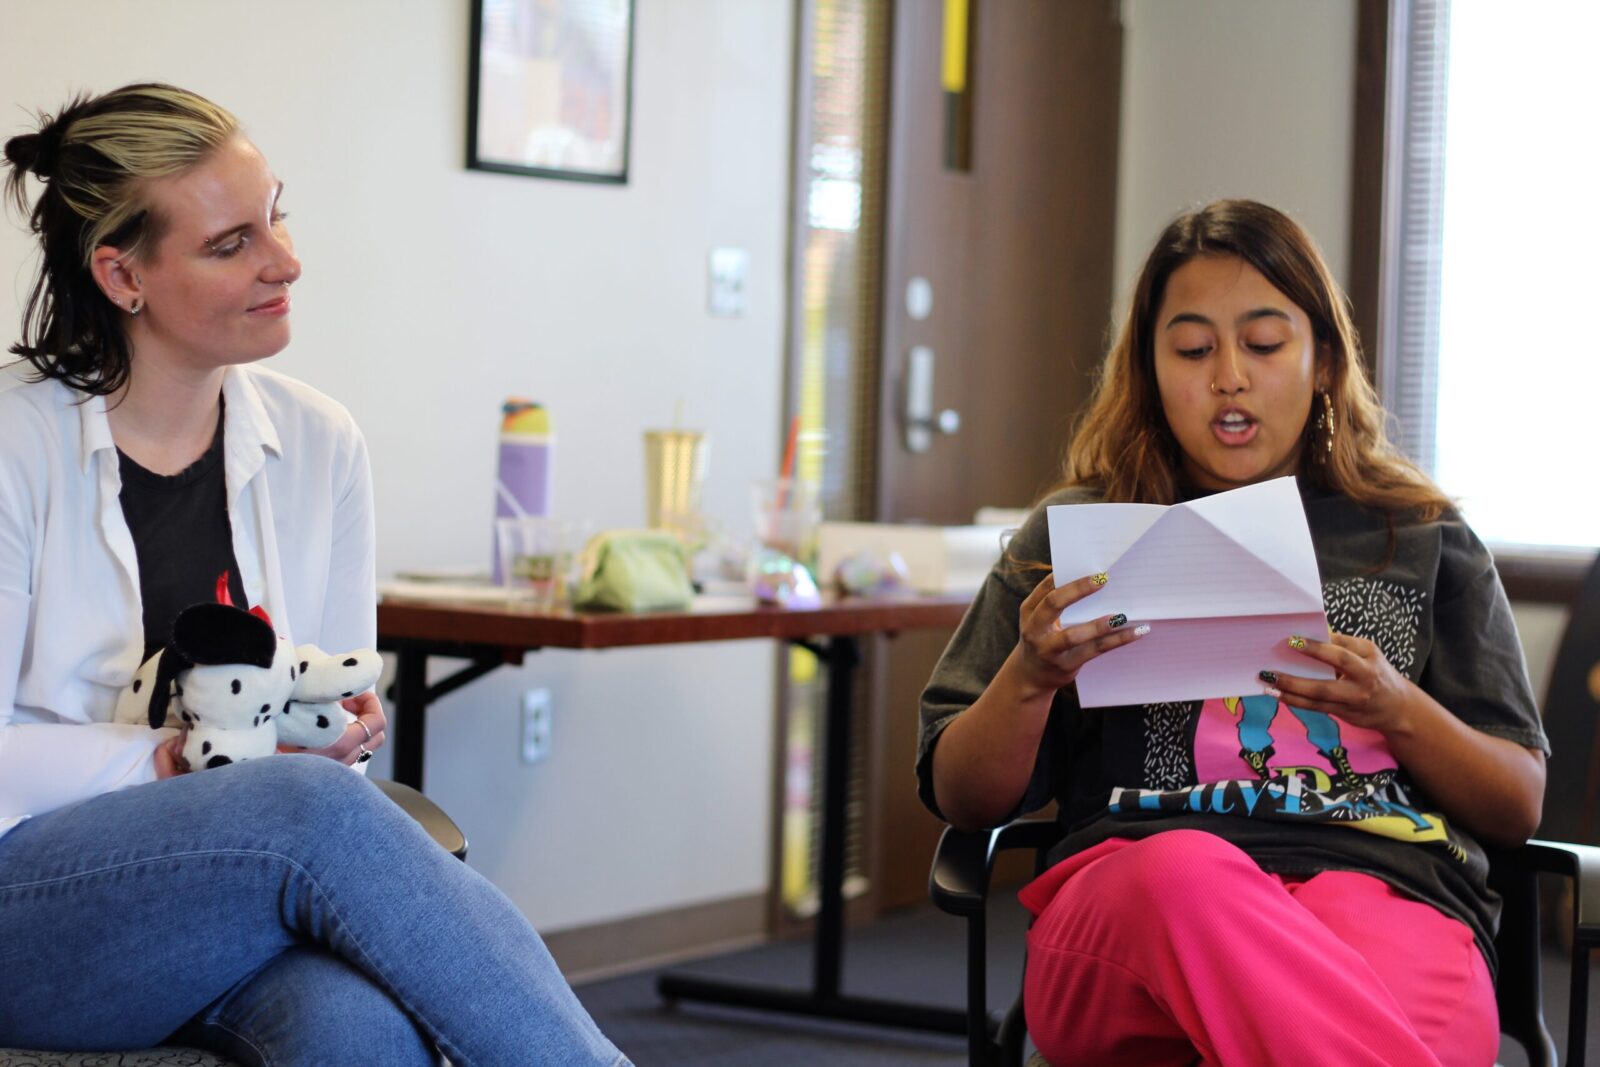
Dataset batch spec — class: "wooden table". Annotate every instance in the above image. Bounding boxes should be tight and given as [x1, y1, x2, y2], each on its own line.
[377, 592, 972, 1035]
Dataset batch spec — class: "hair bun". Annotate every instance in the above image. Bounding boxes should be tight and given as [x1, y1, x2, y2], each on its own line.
[5, 125, 66, 179]
[4, 131, 54, 178]
[5, 98, 88, 180]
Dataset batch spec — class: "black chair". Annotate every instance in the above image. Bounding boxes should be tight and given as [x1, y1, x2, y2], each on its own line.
[931, 821, 1600, 1067]
[1531, 552, 1600, 851]
[0, 778, 466, 1067]
[374, 777, 469, 859]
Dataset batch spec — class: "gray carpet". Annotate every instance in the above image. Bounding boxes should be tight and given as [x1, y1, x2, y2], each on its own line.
[574, 895, 1031, 1066]
[574, 895, 1599, 1067]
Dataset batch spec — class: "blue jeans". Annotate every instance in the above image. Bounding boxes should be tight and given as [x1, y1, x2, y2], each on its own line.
[0, 756, 629, 1067]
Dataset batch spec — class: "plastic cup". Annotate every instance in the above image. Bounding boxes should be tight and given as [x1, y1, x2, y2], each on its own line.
[495, 518, 587, 609]
[644, 430, 710, 531]
[752, 477, 820, 560]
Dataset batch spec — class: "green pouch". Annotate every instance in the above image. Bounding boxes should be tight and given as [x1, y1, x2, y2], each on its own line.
[573, 530, 695, 612]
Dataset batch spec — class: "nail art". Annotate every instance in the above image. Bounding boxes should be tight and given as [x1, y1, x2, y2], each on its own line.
[1288, 635, 1307, 651]
[1090, 573, 1108, 587]
[1108, 613, 1128, 629]
[1263, 685, 1282, 699]
[1258, 670, 1278, 684]
[1133, 624, 1152, 637]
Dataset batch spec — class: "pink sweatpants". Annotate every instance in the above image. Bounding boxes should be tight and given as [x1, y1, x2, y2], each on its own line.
[1018, 831, 1498, 1067]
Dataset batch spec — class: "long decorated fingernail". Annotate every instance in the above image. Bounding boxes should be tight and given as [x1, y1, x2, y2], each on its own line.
[1133, 624, 1152, 637]
[1108, 613, 1128, 629]
[1288, 635, 1307, 651]
[1090, 573, 1108, 587]
[1263, 685, 1282, 699]
[1258, 670, 1278, 684]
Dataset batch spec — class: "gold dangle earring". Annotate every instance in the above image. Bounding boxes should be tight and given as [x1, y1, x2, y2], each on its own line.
[1314, 391, 1334, 461]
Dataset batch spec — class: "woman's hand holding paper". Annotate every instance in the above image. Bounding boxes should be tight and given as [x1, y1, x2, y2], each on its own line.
[1013, 572, 1148, 699]
[1263, 633, 1416, 735]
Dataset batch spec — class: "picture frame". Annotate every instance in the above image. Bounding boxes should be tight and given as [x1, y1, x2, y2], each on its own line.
[466, 0, 636, 183]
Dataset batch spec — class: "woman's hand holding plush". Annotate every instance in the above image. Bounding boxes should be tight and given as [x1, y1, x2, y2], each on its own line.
[153, 732, 190, 780]
[280, 690, 387, 766]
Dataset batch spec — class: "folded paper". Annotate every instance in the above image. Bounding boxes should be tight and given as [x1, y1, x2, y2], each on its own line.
[1047, 477, 1335, 707]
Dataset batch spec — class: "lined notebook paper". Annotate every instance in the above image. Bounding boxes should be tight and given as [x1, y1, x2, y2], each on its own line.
[1046, 477, 1334, 707]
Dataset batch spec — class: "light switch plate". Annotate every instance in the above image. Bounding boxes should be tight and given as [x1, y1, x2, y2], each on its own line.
[708, 246, 748, 318]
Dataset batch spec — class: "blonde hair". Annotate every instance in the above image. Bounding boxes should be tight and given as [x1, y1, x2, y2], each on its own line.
[1058, 199, 1451, 522]
[3, 83, 239, 394]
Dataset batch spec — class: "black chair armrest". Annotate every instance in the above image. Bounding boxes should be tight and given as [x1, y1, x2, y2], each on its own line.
[930, 828, 993, 917]
[376, 778, 469, 860]
[1519, 838, 1600, 943]
[930, 819, 1058, 917]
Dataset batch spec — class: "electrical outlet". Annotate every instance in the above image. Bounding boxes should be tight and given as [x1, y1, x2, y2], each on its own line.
[521, 688, 552, 764]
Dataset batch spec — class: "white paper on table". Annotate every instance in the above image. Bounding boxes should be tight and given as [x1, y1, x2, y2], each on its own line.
[1045, 477, 1334, 707]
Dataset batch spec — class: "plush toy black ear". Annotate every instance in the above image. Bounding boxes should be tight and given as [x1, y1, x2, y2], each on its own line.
[146, 647, 191, 729]
[171, 602, 277, 668]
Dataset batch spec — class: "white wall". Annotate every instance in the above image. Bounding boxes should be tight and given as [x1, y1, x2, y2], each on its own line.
[1116, 0, 1357, 293]
[1, 0, 793, 933]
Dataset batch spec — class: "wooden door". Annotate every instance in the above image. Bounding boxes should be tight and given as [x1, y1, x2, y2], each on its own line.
[869, 0, 1124, 911]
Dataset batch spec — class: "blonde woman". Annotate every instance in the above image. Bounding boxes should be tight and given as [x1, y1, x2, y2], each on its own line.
[0, 84, 628, 1066]
[919, 201, 1546, 1066]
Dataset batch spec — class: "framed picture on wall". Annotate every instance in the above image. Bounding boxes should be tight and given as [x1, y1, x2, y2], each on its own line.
[467, 0, 635, 183]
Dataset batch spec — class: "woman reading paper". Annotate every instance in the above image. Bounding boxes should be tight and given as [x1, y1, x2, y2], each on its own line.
[918, 200, 1545, 1067]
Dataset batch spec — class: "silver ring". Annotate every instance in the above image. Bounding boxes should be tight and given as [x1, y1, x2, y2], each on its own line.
[355, 719, 374, 743]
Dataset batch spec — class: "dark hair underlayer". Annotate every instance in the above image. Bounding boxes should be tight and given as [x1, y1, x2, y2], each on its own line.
[3, 83, 237, 396]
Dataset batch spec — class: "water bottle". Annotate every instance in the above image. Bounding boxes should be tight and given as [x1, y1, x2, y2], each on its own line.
[492, 399, 553, 582]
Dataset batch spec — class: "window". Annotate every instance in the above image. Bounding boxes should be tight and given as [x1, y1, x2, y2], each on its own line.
[777, 0, 890, 924]
[1433, 3, 1598, 549]
[1362, 0, 1599, 551]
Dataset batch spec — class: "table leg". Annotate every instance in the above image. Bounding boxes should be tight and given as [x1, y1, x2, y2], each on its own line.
[656, 635, 967, 1035]
[811, 632, 856, 998]
[390, 646, 428, 792]
[381, 644, 516, 794]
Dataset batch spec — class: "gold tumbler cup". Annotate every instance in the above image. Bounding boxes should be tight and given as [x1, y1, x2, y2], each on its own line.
[643, 430, 710, 530]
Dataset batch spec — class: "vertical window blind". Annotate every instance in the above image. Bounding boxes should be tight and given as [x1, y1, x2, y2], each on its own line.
[1374, 0, 1451, 472]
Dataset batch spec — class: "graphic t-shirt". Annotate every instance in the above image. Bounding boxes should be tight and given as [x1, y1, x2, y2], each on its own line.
[917, 479, 1548, 971]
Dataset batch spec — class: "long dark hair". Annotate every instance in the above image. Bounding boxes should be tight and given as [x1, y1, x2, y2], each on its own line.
[1057, 199, 1451, 521]
[3, 83, 238, 396]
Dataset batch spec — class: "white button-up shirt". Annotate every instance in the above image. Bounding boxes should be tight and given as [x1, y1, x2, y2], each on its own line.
[0, 361, 376, 837]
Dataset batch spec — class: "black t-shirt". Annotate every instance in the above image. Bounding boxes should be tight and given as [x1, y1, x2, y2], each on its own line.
[117, 409, 247, 661]
[917, 478, 1548, 974]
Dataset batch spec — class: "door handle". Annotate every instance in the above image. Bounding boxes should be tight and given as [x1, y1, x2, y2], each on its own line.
[903, 345, 961, 453]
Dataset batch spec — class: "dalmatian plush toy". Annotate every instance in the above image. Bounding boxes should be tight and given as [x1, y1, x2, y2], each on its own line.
[113, 600, 383, 771]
